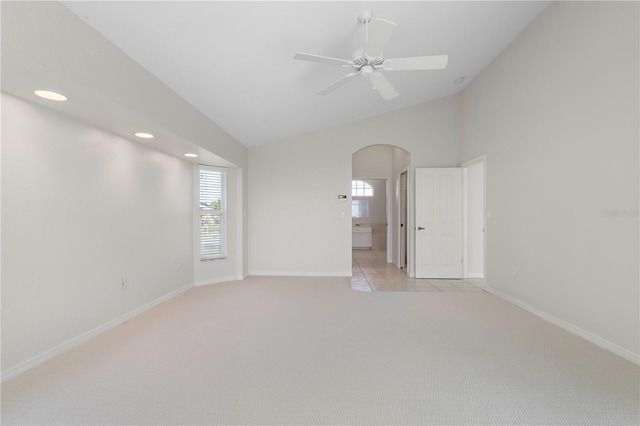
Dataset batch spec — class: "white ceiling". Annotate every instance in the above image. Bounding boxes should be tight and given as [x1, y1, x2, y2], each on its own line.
[58, 1, 551, 148]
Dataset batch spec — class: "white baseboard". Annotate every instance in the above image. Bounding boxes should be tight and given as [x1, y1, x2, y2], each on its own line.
[466, 273, 485, 278]
[194, 274, 245, 287]
[486, 286, 640, 365]
[1, 283, 193, 383]
[248, 271, 351, 278]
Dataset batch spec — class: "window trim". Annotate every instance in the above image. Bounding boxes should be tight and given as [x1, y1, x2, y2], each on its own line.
[352, 180, 374, 197]
[199, 165, 227, 261]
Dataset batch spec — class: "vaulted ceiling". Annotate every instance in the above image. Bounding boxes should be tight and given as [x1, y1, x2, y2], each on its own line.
[3, 1, 551, 154]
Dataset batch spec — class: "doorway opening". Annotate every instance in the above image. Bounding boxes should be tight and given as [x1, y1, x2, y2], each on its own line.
[351, 145, 411, 285]
[351, 178, 387, 251]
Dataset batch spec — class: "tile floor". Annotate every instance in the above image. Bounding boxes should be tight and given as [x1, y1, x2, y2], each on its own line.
[351, 249, 485, 292]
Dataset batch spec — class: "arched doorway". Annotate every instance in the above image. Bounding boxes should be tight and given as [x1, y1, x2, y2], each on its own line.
[351, 145, 410, 290]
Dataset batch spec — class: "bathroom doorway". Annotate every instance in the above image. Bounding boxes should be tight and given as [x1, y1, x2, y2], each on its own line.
[351, 144, 411, 272]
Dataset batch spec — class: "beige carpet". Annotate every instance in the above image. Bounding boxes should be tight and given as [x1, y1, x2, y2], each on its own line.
[2, 276, 638, 425]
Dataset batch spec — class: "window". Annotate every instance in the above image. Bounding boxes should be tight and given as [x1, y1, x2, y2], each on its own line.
[352, 180, 374, 197]
[352, 200, 369, 218]
[200, 166, 226, 260]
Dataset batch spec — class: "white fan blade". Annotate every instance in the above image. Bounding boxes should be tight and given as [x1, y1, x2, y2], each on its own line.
[363, 19, 397, 59]
[369, 73, 399, 100]
[317, 73, 358, 95]
[294, 52, 353, 66]
[383, 55, 449, 71]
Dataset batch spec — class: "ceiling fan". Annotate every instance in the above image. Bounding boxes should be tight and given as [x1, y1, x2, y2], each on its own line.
[294, 10, 448, 100]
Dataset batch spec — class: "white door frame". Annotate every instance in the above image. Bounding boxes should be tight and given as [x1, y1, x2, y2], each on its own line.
[460, 154, 487, 281]
[397, 167, 410, 271]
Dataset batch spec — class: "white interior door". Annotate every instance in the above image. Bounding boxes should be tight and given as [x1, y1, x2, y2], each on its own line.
[415, 168, 463, 278]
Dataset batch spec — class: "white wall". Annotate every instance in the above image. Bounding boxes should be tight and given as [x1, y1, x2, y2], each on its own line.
[464, 160, 484, 277]
[461, 1, 639, 360]
[248, 97, 461, 277]
[1, 94, 194, 374]
[352, 145, 394, 178]
[3, 0, 250, 286]
[2, 1, 248, 170]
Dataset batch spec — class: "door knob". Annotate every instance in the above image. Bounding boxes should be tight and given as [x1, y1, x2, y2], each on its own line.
[417, 226, 425, 230]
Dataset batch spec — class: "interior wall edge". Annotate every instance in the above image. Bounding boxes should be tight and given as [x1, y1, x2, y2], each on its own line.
[194, 275, 245, 287]
[247, 272, 352, 278]
[1, 283, 194, 383]
[486, 286, 640, 366]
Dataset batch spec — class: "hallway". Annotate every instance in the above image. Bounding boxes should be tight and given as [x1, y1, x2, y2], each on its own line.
[351, 249, 485, 292]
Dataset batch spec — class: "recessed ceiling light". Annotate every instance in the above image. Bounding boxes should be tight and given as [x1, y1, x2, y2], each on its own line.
[184, 153, 198, 158]
[454, 77, 465, 84]
[34, 90, 67, 101]
[134, 132, 154, 139]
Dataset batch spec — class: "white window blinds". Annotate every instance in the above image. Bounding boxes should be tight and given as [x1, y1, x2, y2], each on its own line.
[199, 166, 226, 260]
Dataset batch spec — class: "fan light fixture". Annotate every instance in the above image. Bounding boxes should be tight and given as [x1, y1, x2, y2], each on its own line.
[34, 90, 67, 101]
[184, 153, 198, 158]
[360, 65, 374, 78]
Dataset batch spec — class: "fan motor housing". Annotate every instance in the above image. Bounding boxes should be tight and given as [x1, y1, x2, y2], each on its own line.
[352, 49, 383, 71]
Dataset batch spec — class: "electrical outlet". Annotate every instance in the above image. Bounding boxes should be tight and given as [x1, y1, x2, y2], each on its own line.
[122, 276, 129, 287]
[177, 259, 182, 270]
[512, 267, 517, 276]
